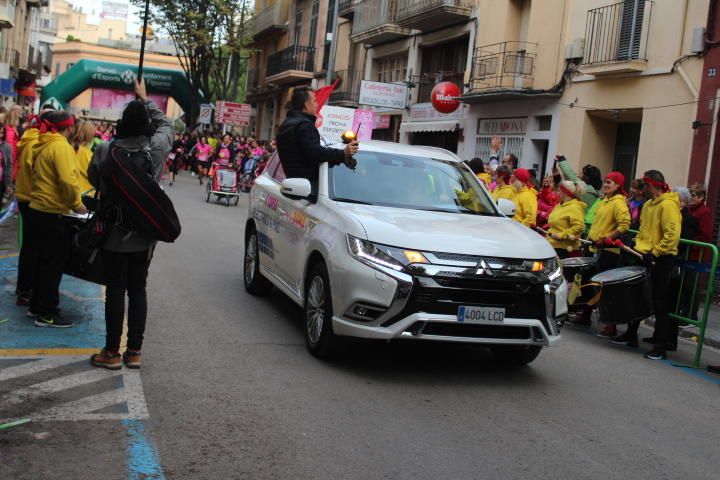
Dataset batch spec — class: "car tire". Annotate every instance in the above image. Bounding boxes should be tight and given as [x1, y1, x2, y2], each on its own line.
[304, 262, 339, 359]
[491, 345, 542, 366]
[244, 228, 272, 296]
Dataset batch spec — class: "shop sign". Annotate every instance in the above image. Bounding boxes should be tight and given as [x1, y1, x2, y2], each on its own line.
[216, 101, 251, 126]
[409, 103, 464, 121]
[374, 115, 391, 129]
[477, 117, 528, 135]
[359, 80, 408, 109]
[431, 81, 461, 114]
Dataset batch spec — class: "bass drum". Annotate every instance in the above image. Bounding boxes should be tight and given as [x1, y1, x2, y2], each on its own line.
[591, 266, 652, 325]
[561, 256, 597, 307]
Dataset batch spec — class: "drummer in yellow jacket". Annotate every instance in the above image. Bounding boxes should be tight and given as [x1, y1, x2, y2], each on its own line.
[608, 170, 681, 360]
[546, 180, 587, 257]
[510, 168, 537, 226]
[586, 171, 631, 336]
[26, 112, 86, 328]
[14, 114, 46, 306]
[491, 165, 515, 202]
[71, 121, 96, 196]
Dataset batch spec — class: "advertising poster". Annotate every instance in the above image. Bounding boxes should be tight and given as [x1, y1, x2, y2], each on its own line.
[91, 88, 169, 117]
[352, 109, 375, 141]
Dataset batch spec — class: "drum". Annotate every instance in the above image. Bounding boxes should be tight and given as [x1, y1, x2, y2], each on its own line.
[591, 266, 652, 325]
[560, 257, 596, 306]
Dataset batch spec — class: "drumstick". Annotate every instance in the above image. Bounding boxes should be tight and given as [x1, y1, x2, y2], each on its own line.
[589, 237, 645, 260]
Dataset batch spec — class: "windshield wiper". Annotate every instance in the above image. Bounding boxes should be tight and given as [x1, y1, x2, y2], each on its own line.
[332, 197, 374, 205]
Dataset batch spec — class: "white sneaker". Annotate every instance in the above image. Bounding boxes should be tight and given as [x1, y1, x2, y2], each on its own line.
[192, 172, 196, 177]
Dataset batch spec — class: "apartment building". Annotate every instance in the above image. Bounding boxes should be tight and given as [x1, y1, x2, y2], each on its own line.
[0, 0, 50, 106]
[248, 0, 711, 193]
[246, 0, 337, 141]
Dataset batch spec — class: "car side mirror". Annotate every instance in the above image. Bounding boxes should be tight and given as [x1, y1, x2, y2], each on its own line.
[281, 178, 312, 200]
[497, 198, 516, 217]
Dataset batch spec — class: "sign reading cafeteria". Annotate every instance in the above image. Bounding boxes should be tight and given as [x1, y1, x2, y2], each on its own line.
[358, 80, 408, 109]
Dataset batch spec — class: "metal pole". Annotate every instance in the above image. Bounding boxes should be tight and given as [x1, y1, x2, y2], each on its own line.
[138, 0, 151, 81]
[326, 0, 341, 83]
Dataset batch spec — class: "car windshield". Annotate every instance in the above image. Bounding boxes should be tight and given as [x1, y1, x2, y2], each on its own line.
[328, 151, 498, 215]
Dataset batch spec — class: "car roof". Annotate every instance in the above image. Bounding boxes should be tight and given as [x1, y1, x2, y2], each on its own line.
[323, 138, 461, 163]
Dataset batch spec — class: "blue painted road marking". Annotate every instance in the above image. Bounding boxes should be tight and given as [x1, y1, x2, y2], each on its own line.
[124, 419, 166, 480]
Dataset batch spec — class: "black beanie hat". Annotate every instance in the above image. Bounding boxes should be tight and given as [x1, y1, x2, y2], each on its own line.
[116, 100, 151, 138]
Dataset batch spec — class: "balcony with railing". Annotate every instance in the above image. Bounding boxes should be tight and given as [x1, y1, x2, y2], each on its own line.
[338, 0, 360, 19]
[396, 0, 473, 31]
[417, 71, 465, 103]
[581, 0, 653, 75]
[329, 70, 364, 106]
[352, 0, 411, 45]
[250, 1, 289, 40]
[266, 45, 315, 84]
[461, 41, 555, 103]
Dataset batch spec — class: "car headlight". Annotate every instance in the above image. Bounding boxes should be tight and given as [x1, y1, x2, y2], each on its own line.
[543, 256, 563, 282]
[346, 235, 428, 272]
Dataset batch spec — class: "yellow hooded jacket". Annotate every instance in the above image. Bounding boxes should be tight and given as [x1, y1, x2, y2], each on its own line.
[15, 128, 39, 202]
[74, 143, 94, 195]
[512, 186, 537, 226]
[587, 193, 631, 244]
[547, 198, 586, 251]
[29, 133, 83, 214]
[492, 184, 515, 202]
[635, 191, 681, 257]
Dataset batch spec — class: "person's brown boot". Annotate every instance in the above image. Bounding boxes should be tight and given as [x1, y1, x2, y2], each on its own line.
[90, 349, 122, 370]
[123, 350, 141, 369]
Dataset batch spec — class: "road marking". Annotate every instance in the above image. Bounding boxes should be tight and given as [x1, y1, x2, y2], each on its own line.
[0, 355, 149, 422]
[0, 348, 99, 357]
[124, 419, 166, 480]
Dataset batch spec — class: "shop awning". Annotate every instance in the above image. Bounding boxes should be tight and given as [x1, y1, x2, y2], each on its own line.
[399, 120, 458, 133]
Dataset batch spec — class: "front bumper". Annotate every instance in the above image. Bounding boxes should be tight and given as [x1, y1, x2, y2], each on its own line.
[332, 263, 566, 346]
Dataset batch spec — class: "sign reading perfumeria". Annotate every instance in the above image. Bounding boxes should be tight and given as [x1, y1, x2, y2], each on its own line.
[358, 80, 408, 109]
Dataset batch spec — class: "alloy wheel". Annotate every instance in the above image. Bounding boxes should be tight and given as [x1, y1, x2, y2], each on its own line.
[245, 234, 257, 285]
[306, 276, 325, 345]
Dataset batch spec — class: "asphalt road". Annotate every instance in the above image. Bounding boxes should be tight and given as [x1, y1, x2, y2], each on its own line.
[3, 172, 720, 479]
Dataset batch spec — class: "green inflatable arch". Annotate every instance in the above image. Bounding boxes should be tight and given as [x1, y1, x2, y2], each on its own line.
[40, 59, 197, 115]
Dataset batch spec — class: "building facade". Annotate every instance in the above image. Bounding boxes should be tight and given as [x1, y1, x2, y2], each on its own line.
[247, 1, 714, 204]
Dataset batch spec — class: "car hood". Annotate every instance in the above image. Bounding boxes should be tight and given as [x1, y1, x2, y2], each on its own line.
[339, 203, 556, 259]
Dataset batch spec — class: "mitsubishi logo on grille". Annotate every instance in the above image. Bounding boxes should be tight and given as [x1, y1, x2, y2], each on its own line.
[475, 258, 494, 276]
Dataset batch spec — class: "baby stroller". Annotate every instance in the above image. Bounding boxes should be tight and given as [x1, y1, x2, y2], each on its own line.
[239, 156, 259, 193]
[205, 166, 240, 206]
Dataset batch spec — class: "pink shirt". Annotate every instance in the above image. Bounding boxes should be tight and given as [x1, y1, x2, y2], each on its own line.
[196, 144, 213, 161]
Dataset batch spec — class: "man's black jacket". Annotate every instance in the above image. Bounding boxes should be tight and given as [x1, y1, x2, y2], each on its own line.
[276, 110, 345, 181]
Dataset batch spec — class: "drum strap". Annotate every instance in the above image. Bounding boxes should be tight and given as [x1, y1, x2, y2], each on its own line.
[568, 274, 602, 306]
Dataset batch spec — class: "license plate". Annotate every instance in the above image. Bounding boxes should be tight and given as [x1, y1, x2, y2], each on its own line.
[457, 306, 505, 324]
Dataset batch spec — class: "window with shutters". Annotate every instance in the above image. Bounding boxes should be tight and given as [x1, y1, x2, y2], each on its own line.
[375, 54, 408, 84]
[309, 0, 319, 48]
[583, 1, 653, 66]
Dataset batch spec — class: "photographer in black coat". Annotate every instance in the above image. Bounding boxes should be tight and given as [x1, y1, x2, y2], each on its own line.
[276, 87, 358, 184]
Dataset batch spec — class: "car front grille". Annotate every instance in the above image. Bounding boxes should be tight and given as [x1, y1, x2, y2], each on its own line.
[418, 322, 535, 340]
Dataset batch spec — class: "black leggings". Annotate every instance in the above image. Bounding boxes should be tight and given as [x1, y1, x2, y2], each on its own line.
[28, 208, 72, 315]
[626, 255, 676, 344]
[17, 201, 38, 296]
[102, 250, 151, 352]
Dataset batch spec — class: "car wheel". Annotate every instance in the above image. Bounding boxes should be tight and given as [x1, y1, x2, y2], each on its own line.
[491, 345, 542, 366]
[304, 262, 339, 359]
[244, 228, 272, 296]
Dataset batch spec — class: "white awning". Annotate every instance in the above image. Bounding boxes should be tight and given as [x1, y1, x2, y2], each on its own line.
[399, 120, 458, 133]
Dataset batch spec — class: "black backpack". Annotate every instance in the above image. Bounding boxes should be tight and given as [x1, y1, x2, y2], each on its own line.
[99, 145, 181, 243]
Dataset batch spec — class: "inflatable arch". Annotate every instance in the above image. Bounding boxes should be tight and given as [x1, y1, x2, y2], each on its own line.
[40, 59, 197, 115]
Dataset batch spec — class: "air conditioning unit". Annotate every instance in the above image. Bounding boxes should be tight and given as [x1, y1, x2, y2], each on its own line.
[691, 27, 705, 54]
[565, 38, 585, 61]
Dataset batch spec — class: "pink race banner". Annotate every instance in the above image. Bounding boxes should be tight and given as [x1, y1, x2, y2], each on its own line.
[91, 88, 169, 114]
[352, 109, 375, 141]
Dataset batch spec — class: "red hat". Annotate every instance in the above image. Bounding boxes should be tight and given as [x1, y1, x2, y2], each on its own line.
[513, 168, 533, 188]
[605, 171, 627, 196]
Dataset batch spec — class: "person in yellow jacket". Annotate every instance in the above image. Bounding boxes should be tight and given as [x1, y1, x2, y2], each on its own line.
[71, 121, 96, 196]
[14, 115, 43, 306]
[608, 170, 681, 361]
[510, 168, 537, 226]
[586, 171, 631, 336]
[546, 180, 587, 256]
[26, 111, 87, 328]
[491, 165, 515, 202]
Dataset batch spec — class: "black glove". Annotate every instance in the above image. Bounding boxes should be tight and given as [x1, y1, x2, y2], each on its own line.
[642, 253, 656, 266]
[343, 155, 357, 169]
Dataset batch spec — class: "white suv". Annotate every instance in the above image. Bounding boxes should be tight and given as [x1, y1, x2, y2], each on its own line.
[244, 141, 566, 365]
